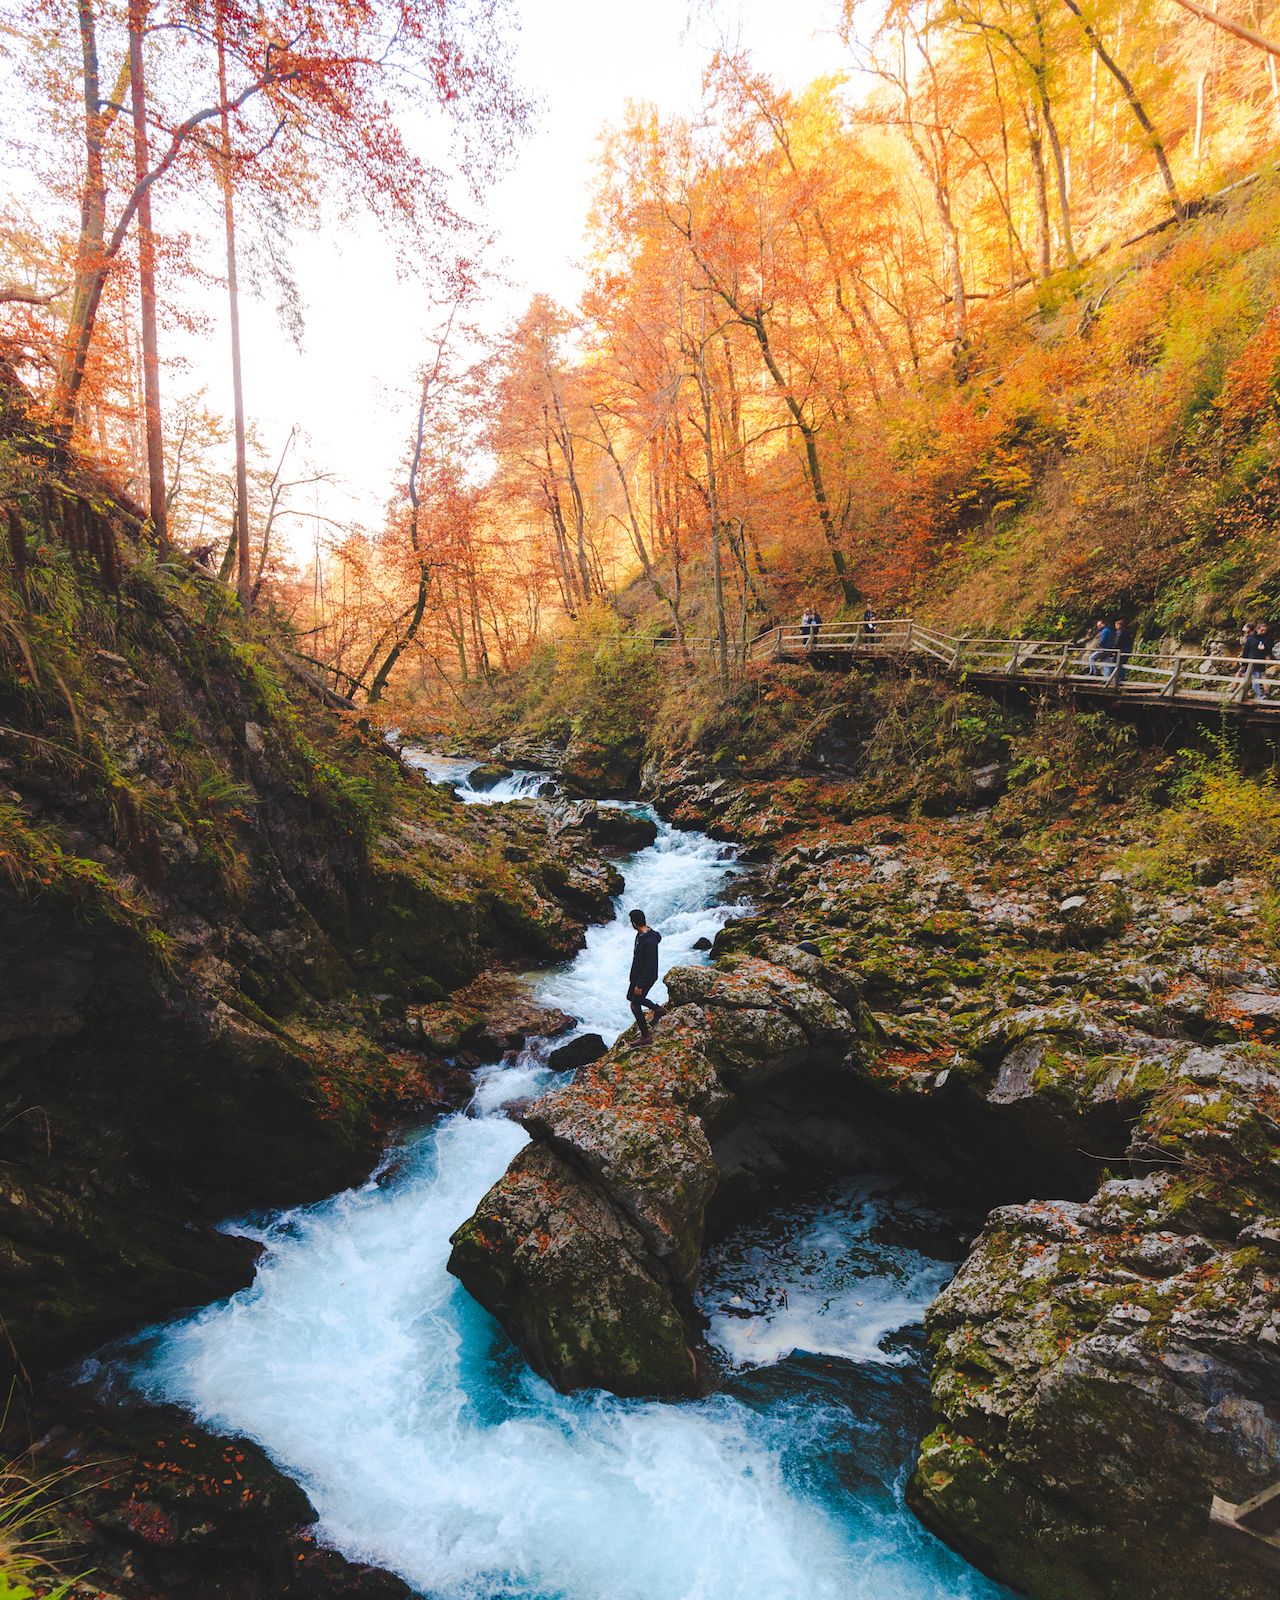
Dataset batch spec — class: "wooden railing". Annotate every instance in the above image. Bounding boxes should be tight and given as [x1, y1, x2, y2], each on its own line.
[640, 619, 1280, 714]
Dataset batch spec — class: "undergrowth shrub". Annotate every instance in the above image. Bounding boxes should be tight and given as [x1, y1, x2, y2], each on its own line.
[1126, 738, 1280, 902]
[1000, 707, 1150, 820]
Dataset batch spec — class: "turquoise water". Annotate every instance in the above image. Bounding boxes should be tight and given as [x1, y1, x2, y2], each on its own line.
[113, 801, 1014, 1600]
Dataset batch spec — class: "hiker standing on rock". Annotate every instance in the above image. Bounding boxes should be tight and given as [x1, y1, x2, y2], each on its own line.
[627, 909, 663, 1041]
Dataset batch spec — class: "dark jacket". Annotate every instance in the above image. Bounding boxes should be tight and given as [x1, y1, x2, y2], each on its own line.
[1115, 624, 1134, 656]
[1096, 625, 1116, 651]
[1243, 632, 1270, 661]
[629, 927, 661, 991]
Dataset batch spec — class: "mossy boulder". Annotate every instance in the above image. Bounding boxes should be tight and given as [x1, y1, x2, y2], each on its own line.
[911, 1044, 1280, 1600]
[448, 948, 872, 1396]
[576, 802, 660, 854]
[467, 761, 514, 791]
[447, 1142, 702, 1397]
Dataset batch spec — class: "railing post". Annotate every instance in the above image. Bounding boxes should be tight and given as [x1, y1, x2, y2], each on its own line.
[1161, 656, 1183, 699]
[903, 620, 914, 657]
[950, 637, 963, 671]
[1008, 642, 1022, 673]
[1057, 643, 1068, 678]
[1234, 659, 1254, 704]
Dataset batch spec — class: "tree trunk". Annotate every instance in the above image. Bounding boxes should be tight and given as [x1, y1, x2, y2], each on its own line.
[1169, 0, 1280, 60]
[984, 34, 1019, 295]
[56, 2, 129, 432]
[694, 346, 729, 690]
[1060, 0, 1185, 217]
[216, 0, 252, 611]
[127, 0, 168, 553]
[739, 302, 859, 606]
[1023, 98, 1053, 277]
[367, 563, 430, 702]
[593, 408, 683, 640]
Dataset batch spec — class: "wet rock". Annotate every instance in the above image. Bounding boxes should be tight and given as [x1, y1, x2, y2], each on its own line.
[467, 762, 514, 791]
[26, 1393, 413, 1600]
[912, 1046, 1280, 1600]
[546, 1032, 608, 1072]
[576, 803, 659, 854]
[447, 1142, 702, 1397]
[449, 950, 874, 1396]
[413, 973, 574, 1056]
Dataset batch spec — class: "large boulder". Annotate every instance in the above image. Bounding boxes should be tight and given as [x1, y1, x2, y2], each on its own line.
[546, 1031, 608, 1072]
[449, 950, 871, 1395]
[576, 802, 660, 854]
[467, 762, 514, 791]
[910, 1043, 1280, 1600]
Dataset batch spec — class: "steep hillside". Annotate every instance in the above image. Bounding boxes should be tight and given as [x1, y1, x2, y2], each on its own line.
[902, 169, 1280, 637]
[456, 168, 1280, 673]
[0, 370, 617, 1383]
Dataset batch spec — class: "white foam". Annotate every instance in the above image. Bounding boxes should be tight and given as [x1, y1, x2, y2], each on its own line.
[400, 748, 548, 806]
[700, 1184, 960, 1370]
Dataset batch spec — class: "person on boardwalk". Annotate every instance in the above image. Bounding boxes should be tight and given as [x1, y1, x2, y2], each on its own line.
[627, 909, 663, 1041]
[862, 604, 877, 647]
[1110, 617, 1134, 686]
[806, 606, 823, 650]
[1087, 618, 1116, 677]
[1241, 621, 1272, 699]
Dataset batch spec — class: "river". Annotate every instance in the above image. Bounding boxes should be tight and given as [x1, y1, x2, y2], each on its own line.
[109, 759, 1013, 1600]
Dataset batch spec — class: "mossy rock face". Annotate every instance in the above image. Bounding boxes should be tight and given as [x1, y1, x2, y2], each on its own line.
[913, 1044, 1280, 1600]
[0, 437, 636, 1385]
[577, 803, 659, 854]
[448, 1143, 701, 1398]
[1058, 882, 1133, 946]
[561, 732, 647, 796]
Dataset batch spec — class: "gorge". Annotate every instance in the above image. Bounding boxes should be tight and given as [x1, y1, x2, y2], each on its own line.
[74, 769, 1004, 1600]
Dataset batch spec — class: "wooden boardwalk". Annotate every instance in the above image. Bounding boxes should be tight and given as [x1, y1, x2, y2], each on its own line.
[649, 619, 1280, 723]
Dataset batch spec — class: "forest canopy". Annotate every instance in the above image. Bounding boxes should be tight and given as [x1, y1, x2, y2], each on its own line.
[3, 0, 1280, 707]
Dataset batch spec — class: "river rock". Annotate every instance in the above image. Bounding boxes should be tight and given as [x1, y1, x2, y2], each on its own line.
[449, 950, 872, 1396]
[27, 1392, 413, 1599]
[546, 1032, 608, 1072]
[412, 973, 574, 1056]
[446, 1141, 702, 1397]
[467, 762, 514, 791]
[911, 1042, 1280, 1600]
[576, 803, 659, 854]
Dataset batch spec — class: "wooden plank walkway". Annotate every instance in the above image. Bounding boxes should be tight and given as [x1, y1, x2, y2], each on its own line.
[646, 619, 1280, 722]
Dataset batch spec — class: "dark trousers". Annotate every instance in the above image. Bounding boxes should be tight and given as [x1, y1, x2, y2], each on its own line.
[629, 986, 659, 1032]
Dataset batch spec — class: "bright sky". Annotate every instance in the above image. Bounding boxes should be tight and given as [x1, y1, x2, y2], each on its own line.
[190, 0, 850, 544]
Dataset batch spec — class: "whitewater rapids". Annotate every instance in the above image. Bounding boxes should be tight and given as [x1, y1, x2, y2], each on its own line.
[111, 770, 1010, 1600]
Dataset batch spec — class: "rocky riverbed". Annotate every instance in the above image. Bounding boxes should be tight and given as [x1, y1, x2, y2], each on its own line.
[448, 737, 1280, 1600]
